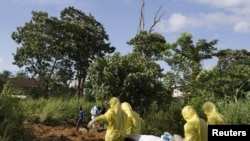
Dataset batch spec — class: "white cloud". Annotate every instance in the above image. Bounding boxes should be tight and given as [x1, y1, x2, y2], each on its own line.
[160, 13, 188, 33]
[157, 12, 236, 33]
[189, 0, 250, 16]
[189, 0, 250, 8]
[234, 21, 250, 33]
[229, 6, 250, 16]
[156, 0, 250, 34]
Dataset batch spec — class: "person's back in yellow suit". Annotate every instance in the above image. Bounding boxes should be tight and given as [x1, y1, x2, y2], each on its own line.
[182, 105, 208, 141]
[202, 101, 227, 125]
[121, 102, 144, 135]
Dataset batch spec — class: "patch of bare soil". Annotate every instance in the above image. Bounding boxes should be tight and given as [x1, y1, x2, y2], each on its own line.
[26, 123, 106, 141]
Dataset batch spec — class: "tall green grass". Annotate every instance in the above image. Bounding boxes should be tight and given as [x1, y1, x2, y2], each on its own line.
[21, 97, 96, 125]
[216, 99, 250, 124]
[22, 96, 249, 135]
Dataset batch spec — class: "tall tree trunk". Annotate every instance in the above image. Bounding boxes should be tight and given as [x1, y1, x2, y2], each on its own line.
[76, 71, 86, 99]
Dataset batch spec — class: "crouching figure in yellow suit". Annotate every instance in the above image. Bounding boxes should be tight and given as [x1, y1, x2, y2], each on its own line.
[181, 105, 208, 141]
[202, 101, 227, 125]
[88, 97, 128, 141]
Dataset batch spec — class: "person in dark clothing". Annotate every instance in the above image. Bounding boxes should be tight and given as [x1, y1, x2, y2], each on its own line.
[99, 104, 107, 129]
[100, 104, 106, 115]
[76, 106, 85, 131]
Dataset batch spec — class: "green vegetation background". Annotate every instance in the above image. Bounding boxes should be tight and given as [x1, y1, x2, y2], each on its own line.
[1, 88, 250, 141]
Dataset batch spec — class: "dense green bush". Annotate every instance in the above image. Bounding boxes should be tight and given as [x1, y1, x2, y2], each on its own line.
[0, 83, 34, 141]
[142, 98, 185, 136]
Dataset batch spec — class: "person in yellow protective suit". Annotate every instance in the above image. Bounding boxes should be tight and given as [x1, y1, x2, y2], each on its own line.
[202, 101, 227, 125]
[88, 97, 128, 141]
[181, 105, 208, 141]
[121, 102, 144, 135]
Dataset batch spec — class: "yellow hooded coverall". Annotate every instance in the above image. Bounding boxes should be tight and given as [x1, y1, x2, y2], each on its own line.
[89, 97, 128, 141]
[181, 105, 208, 141]
[121, 102, 144, 135]
[202, 101, 227, 125]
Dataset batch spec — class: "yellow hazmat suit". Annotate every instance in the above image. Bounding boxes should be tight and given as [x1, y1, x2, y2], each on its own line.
[88, 97, 128, 141]
[181, 105, 208, 141]
[121, 102, 144, 135]
[202, 101, 227, 125]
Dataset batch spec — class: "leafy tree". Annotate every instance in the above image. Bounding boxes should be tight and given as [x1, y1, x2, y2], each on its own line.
[127, 31, 169, 59]
[0, 71, 14, 93]
[11, 7, 115, 98]
[0, 70, 13, 78]
[59, 7, 115, 97]
[164, 32, 218, 94]
[11, 11, 67, 97]
[86, 52, 170, 113]
[15, 71, 29, 79]
[196, 49, 250, 99]
[128, 0, 167, 60]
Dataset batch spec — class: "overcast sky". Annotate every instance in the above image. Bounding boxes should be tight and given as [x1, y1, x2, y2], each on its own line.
[1, 0, 250, 73]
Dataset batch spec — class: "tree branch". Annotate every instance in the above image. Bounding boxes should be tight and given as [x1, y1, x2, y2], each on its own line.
[149, 5, 165, 33]
[138, 0, 145, 33]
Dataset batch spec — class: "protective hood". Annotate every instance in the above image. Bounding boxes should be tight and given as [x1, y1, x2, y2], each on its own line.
[202, 102, 216, 115]
[181, 105, 198, 122]
[202, 101, 227, 125]
[121, 102, 133, 111]
[182, 105, 208, 141]
[109, 97, 121, 109]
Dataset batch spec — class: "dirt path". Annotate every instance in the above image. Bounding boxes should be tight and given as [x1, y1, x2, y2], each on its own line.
[28, 123, 106, 141]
